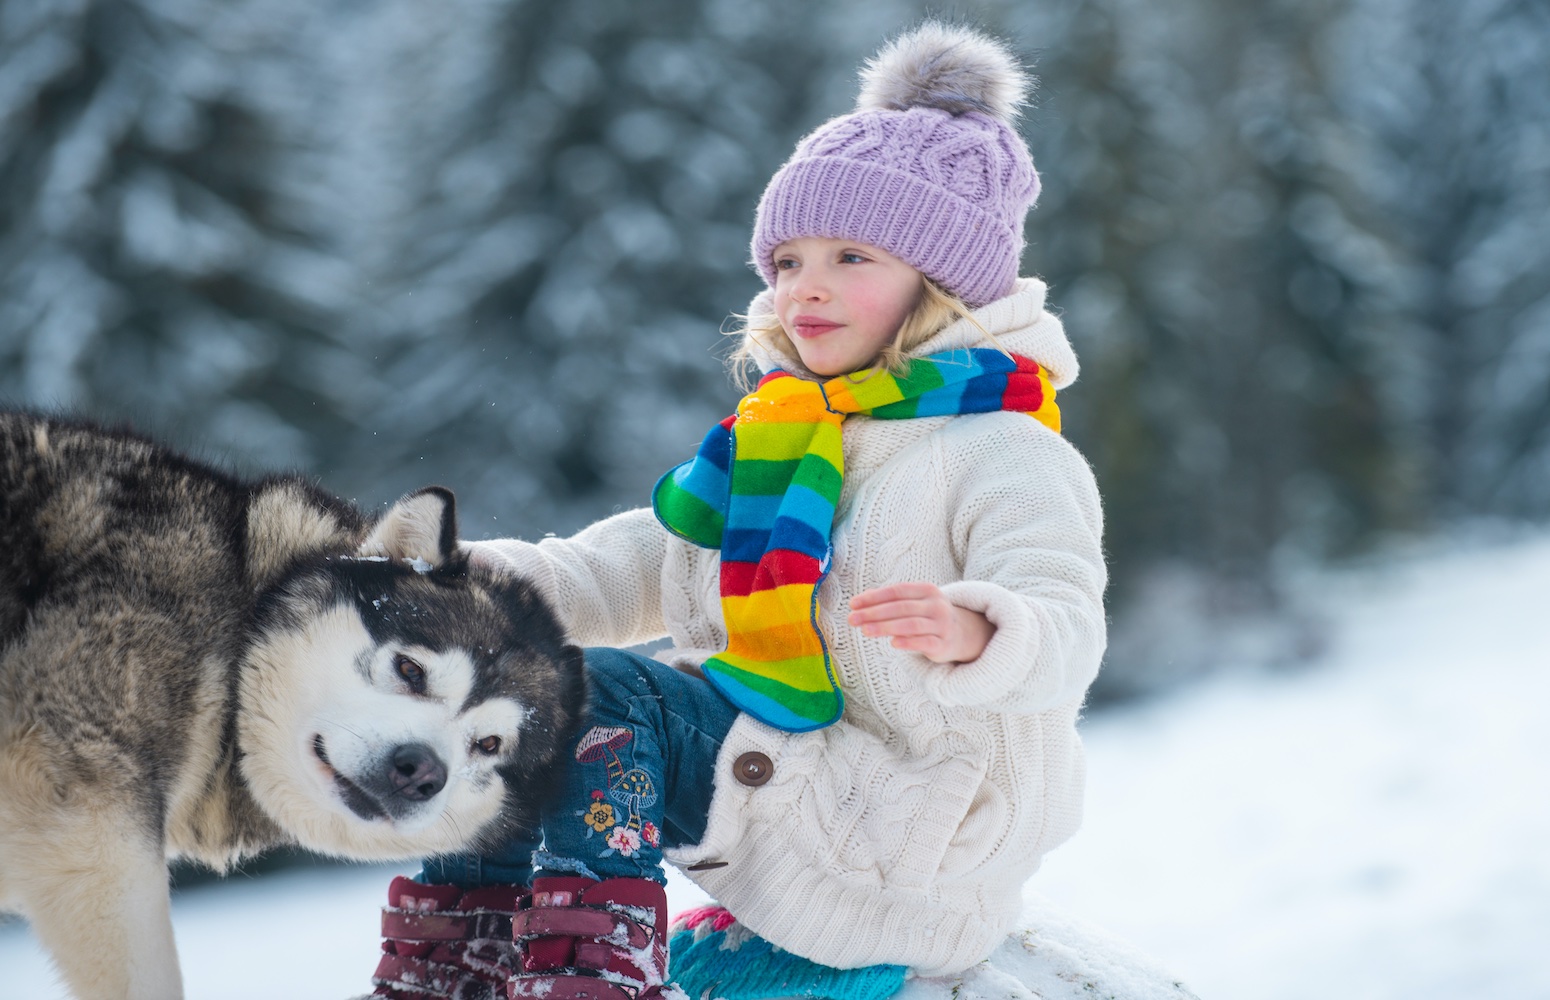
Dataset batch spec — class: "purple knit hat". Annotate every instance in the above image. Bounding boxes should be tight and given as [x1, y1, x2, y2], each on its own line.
[752, 22, 1040, 309]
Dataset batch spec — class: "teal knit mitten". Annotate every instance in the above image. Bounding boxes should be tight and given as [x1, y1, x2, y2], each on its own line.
[668, 906, 906, 1000]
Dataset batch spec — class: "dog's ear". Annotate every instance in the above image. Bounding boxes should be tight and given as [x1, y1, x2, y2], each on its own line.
[361, 486, 457, 566]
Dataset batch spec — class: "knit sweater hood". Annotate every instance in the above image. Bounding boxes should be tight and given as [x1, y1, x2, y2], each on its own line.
[741, 277, 1078, 390]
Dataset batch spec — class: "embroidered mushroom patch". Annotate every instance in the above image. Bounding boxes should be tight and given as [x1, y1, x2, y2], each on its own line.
[573, 725, 661, 856]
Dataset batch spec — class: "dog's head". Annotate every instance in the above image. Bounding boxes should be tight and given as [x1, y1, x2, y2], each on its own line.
[236, 487, 586, 860]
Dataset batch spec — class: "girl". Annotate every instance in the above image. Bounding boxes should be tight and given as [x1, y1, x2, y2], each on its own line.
[361, 22, 1106, 1000]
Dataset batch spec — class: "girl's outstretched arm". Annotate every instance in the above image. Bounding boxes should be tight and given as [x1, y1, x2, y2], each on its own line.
[463, 507, 670, 648]
[847, 582, 995, 664]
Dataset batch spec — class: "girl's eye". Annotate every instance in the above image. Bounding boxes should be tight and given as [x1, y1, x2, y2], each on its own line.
[774, 257, 798, 270]
[474, 736, 502, 756]
[839, 252, 867, 264]
[395, 654, 427, 693]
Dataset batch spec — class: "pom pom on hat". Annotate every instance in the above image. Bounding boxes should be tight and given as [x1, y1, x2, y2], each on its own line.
[857, 21, 1032, 120]
[751, 21, 1041, 309]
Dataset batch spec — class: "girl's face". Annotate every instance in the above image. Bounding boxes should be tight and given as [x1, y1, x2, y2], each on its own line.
[770, 237, 924, 377]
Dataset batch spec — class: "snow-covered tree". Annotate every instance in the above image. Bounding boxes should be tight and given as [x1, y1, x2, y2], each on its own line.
[1321, 0, 1550, 519]
[0, 0, 364, 471]
[1006, 0, 1548, 695]
[319, 0, 938, 536]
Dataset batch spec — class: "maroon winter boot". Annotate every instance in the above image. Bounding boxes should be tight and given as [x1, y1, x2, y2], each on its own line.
[508, 876, 673, 1000]
[364, 875, 525, 1000]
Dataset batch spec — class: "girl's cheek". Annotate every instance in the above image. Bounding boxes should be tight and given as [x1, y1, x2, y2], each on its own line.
[848, 288, 885, 318]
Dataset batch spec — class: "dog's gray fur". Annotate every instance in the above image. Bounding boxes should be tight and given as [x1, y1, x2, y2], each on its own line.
[0, 412, 586, 999]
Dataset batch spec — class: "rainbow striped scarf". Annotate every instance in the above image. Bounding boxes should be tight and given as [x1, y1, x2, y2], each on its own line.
[653, 349, 1060, 731]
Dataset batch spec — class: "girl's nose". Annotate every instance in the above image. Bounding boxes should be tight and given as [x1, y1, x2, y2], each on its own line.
[790, 267, 829, 301]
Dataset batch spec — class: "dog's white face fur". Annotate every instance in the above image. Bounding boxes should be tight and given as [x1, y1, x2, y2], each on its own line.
[237, 600, 532, 859]
[236, 490, 543, 860]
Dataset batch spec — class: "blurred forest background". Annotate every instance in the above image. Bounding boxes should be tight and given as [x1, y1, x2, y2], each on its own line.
[2, 0, 1548, 701]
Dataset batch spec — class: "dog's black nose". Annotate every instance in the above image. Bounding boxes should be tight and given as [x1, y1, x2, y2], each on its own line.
[389, 743, 447, 800]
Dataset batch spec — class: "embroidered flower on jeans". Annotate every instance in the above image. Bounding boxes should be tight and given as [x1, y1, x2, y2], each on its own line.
[641, 821, 661, 847]
[584, 799, 615, 833]
[606, 826, 642, 856]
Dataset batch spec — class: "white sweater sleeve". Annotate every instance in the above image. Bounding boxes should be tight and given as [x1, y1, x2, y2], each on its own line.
[921, 420, 1108, 712]
[463, 506, 670, 649]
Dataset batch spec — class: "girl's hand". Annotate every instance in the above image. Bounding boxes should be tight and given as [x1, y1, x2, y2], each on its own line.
[847, 582, 995, 664]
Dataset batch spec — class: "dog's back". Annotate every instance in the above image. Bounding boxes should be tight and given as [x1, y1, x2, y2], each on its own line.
[0, 414, 255, 785]
[0, 413, 363, 849]
[0, 413, 287, 997]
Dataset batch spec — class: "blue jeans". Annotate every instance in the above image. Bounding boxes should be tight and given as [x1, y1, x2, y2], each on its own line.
[421, 647, 739, 887]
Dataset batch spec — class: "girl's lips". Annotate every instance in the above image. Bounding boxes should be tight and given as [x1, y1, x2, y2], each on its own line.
[791, 317, 843, 339]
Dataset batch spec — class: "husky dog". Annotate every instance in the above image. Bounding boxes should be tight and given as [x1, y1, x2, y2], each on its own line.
[0, 412, 587, 1000]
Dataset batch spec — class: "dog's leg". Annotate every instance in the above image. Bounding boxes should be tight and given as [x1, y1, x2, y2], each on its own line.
[17, 811, 183, 1000]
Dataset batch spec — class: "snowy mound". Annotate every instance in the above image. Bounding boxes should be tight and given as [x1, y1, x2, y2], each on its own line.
[898, 894, 1197, 1000]
[673, 895, 1196, 1000]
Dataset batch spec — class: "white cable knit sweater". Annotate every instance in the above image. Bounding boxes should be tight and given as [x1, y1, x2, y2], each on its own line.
[469, 278, 1106, 975]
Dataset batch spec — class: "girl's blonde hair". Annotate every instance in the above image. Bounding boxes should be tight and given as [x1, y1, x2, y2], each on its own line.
[725, 277, 993, 391]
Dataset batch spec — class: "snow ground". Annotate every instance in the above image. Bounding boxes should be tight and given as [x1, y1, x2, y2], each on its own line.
[2, 532, 1546, 999]
[1032, 530, 1550, 999]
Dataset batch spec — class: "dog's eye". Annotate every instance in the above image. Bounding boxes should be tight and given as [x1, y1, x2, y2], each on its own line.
[395, 654, 427, 693]
[474, 736, 502, 756]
